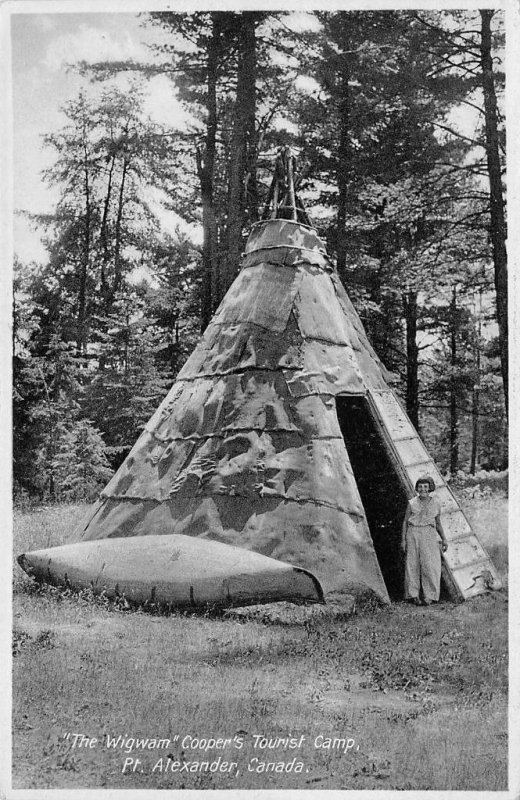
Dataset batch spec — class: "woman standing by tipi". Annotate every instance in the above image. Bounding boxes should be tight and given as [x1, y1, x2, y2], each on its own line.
[402, 476, 449, 605]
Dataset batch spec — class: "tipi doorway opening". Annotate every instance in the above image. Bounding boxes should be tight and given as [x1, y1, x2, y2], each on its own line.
[335, 395, 410, 600]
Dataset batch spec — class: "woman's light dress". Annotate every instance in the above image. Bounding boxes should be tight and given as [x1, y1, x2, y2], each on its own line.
[404, 495, 442, 602]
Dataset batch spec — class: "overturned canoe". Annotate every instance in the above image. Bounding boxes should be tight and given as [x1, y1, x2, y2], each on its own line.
[17, 534, 324, 609]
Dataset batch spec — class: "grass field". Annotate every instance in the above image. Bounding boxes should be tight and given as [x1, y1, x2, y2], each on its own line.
[12, 494, 508, 791]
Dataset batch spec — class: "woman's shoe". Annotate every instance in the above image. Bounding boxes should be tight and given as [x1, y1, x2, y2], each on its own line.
[411, 597, 422, 606]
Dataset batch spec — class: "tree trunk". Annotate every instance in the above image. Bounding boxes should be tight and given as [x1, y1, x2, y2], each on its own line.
[336, 65, 351, 282]
[403, 290, 420, 430]
[111, 155, 128, 305]
[198, 13, 221, 331]
[449, 285, 459, 475]
[480, 10, 508, 412]
[221, 13, 257, 298]
[470, 375, 480, 475]
[78, 131, 91, 356]
[470, 296, 482, 474]
[100, 153, 116, 305]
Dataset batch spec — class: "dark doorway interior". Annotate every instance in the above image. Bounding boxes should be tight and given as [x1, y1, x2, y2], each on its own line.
[335, 395, 410, 600]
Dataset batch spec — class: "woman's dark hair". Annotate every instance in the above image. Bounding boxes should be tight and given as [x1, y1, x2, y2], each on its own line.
[415, 476, 435, 492]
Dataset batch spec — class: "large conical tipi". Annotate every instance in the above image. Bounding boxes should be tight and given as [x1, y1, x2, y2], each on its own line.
[75, 149, 501, 604]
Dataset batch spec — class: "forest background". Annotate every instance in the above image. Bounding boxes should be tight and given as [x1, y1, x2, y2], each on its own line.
[11, 8, 507, 505]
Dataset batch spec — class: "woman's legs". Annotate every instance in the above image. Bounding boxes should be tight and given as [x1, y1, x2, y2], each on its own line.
[419, 528, 441, 602]
[404, 528, 421, 601]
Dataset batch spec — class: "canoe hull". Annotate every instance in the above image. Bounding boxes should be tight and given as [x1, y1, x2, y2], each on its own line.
[17, 534, 324, 608]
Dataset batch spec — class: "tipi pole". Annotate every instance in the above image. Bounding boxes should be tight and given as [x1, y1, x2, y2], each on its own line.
[272, 180, 279, 219]
[285, 147, 298, 221]
[262, 147, 312, 223]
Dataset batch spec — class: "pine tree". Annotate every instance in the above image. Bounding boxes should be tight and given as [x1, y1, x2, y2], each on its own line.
[52, 419, 113, 502]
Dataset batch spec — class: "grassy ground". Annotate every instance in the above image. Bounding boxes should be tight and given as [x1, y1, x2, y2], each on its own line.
[12, 496, 508, 791]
